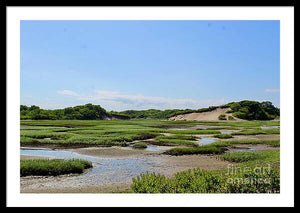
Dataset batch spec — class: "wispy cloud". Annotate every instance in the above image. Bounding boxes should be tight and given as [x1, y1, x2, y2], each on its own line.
[58, 89, 227, 111]
[265, 89, 280, 93]
[57, 90, 80, 96]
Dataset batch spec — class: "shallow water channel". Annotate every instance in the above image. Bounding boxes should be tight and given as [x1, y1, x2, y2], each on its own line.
[198, 137, 217, 146]
[230, 148, 257, 152]
[20, 148, 160, 187]
[261, 125, 279, 129]
[197, 137, 258, 152]
[126, 144, 164, 152]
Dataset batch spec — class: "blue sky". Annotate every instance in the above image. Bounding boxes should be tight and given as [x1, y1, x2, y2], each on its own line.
[20, 20, 280, 111]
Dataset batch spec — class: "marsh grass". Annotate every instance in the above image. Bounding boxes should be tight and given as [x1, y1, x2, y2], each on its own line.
[152, 134, 200, 147]
[20, 159, 93, 176]
[231, 128, 280, 135]
[219, 151, 270, 163]
[20, 123, 159, 146]
[20, 136, 39, 143]
[213, 134, 233, 139]
[164, 139, 279, 156]
[133, 142, 147, 149]
[171, 129, 221, 134]
[20, 130, 72, 140]
[164, 145, 225, 156]
[20, 120, 279, 148]
[155, 135, 198, 141]
[153, 138, 199, 147]
[210, 140, 280, 147]
[205, 127, 241, 130]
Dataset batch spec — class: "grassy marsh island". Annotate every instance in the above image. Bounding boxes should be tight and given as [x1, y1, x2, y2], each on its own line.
[20, 159, 92, 177]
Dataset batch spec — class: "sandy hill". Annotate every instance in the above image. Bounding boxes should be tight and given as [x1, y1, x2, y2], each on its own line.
[168, 107, 242, 121]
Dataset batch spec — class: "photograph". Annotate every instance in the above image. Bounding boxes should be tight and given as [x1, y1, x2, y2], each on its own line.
[5, 6, 294, 207]
[19, 19, 281, 193]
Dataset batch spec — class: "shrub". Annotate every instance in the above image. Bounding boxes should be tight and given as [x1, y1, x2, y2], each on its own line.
[225, 167, 280, 193]
[131, 167, 280, 193]
[218, 114, 227, 120]
[228, 100, 279, 120]
[228, 116, 235, 120]
[131, 172, 172, 193]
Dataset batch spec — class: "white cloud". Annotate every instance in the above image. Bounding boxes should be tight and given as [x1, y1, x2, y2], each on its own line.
[57, 89, 227, 111]
[57, 90, 80, 96]
[265, 89, 280, 93]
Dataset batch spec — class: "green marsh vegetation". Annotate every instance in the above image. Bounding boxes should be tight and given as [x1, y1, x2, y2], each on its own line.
[20, 159, 93, 176]
[20, 117, 280, 193]
[133, 142, 147, 149]
[164, 145, 225, 156]
[20, 118, 279, 148]
[164, 139, 280, 156]
[20, 101, 280, 194]
[209, 140, 280, 147]
[20, 121, 165, 147]
[152, 138, 199, 147]
[205, 126, 240, 130]
[213, 134, 233, 139]
[131, 150, 280, 193]
[161, 129, 221, 134]
[149, 134, 199, 147]
[20, 114, 279, 130]
[218, 151, 278, 163]
[155, 134, 197, 140]
[231, 128, 280, 135]
[19, 120, 227, 148]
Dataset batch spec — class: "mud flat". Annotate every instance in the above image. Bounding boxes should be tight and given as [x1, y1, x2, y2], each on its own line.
[229, 134, 280, 141]
[227, 144, 279, 152]
[20, 146, 232, 193]
[69, 146, 170, 158]
[20, 155, 54, 160]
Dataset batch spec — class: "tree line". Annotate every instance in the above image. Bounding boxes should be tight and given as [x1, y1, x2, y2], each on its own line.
[20, 103, 110, 120]
[20, 100, 279, 120]
[223, 100, 280, 120]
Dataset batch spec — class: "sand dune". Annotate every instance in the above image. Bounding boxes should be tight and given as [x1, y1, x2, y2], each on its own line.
[169, 107, 242, 121]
